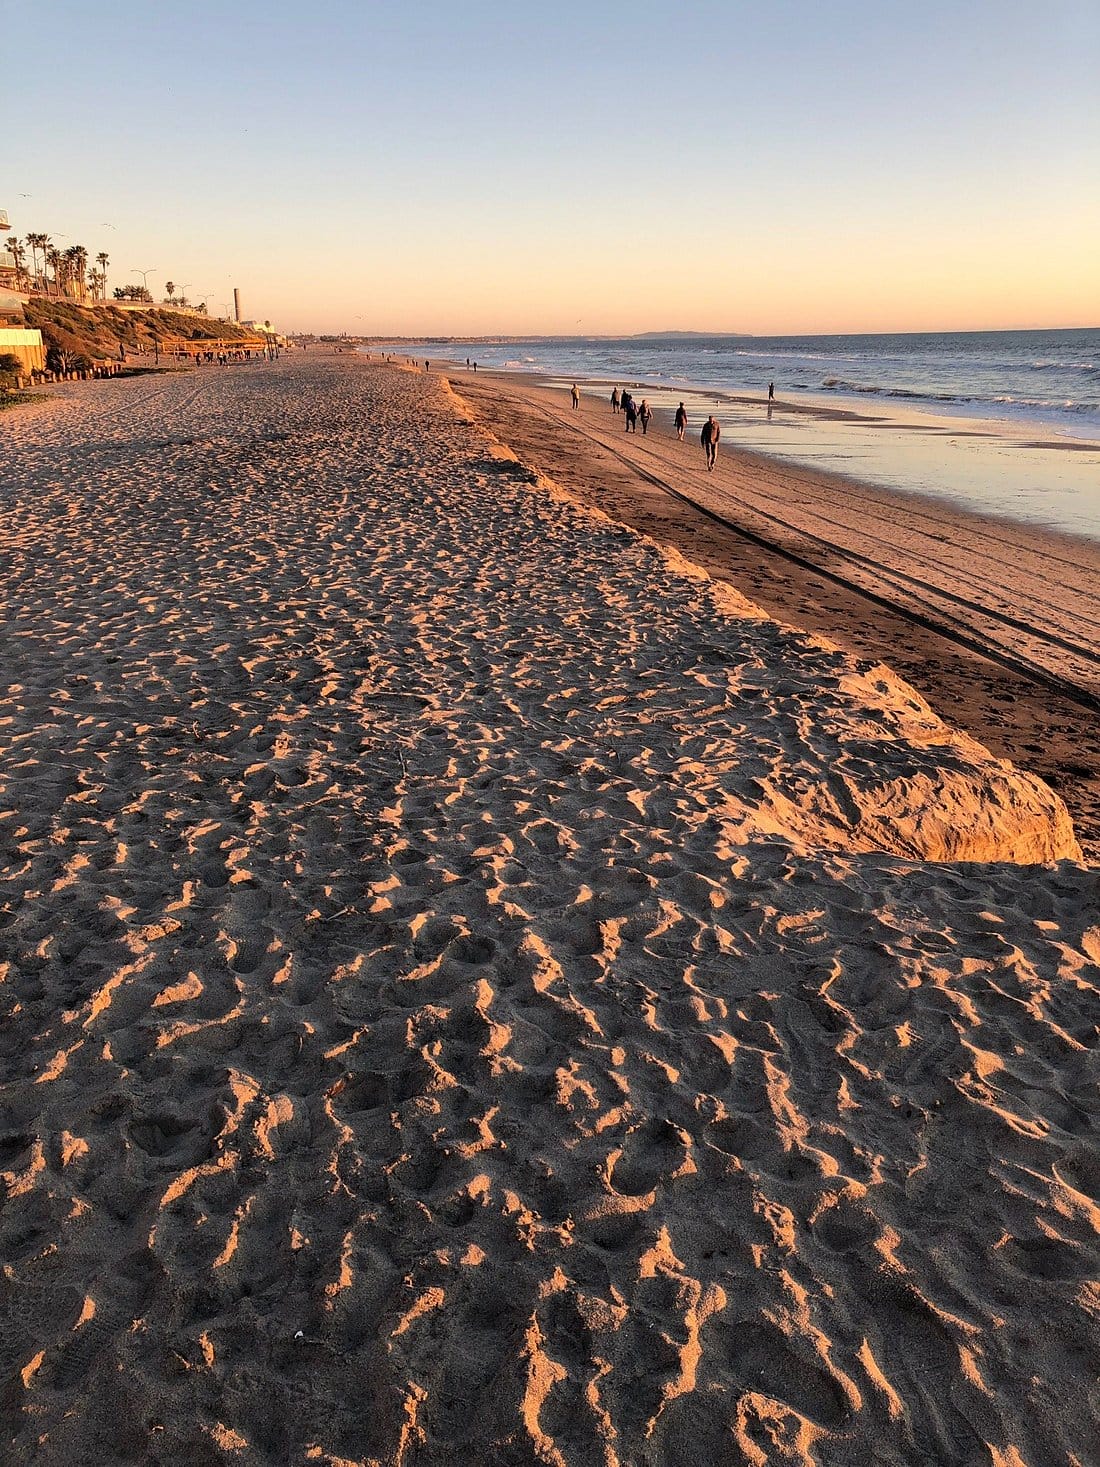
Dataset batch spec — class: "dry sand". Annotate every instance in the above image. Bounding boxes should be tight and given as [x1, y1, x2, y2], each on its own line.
[0, 355, 1097, 1465]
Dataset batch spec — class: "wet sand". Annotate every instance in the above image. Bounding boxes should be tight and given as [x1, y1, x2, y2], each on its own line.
[0, 355, 1097, 1465]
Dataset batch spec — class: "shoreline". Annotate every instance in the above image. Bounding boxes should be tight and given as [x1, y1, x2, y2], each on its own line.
[536, 367, 1100, 448]
[445, 363, 1100, 860]
[381, 338, 1100, 445]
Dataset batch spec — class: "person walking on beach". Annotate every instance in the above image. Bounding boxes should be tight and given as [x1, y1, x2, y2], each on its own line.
[675, 402, 687, 441]
[623, 394, 638, 432]
[701, 415, 720, 470]
[571, 383, 580, 410]
[768, 381, 775, 402]
[639, 398, 652, 434]
[611, 387, 621, 414]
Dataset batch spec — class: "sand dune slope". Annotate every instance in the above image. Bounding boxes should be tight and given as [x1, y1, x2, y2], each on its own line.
[0, 359, 1096, 1466]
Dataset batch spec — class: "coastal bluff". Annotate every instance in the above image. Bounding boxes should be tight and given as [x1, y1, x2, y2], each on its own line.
[0, 356, 1095, 1466]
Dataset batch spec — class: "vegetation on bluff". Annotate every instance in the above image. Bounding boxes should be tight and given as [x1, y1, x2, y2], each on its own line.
[22, 300, 261, 370]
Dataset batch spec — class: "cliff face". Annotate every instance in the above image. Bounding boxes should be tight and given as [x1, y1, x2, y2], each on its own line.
[21, 300, 259, 365]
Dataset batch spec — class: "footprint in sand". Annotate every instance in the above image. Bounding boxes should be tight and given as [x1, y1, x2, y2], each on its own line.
[705, 1315, 853, 1429]
[609, 1118, 692, 1197]
[128, 1113, 209, 1165]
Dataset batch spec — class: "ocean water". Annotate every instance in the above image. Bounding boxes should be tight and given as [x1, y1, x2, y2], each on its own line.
[395, 329, 1100, 539]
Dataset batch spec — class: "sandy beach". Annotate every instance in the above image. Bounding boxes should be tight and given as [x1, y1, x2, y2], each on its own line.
[1, 355, 1098, 1464]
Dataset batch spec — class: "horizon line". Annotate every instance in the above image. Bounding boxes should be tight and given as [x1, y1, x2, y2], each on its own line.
[321, 322, 1099, 342]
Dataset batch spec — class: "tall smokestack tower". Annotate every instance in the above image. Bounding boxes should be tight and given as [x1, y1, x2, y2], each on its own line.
[233, 288, 241, 322]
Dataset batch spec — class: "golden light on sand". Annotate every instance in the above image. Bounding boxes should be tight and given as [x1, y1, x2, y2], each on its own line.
[0, 354, 1097, 1464]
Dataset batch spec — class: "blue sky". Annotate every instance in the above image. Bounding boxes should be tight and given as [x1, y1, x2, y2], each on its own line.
[8, 0, 1098, 334]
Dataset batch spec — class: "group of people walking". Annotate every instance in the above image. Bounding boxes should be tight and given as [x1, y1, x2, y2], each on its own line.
[610, 388, 653, 434]
[607, 387, 720, 468]
[569, 380, 732, 471]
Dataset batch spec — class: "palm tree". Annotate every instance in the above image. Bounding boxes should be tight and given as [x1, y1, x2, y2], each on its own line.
[46, 246, 61, 297]
[96, 251, 109, 301]
[6, 236, 27, 289]
[61, 247, 76, 298]
[68, 245, 88, 301]
[165, 280, 175, 303]
[25, 232, 47, 291]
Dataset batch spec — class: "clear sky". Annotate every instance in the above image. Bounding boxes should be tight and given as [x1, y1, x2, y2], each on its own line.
[8, 0, 1099, 336]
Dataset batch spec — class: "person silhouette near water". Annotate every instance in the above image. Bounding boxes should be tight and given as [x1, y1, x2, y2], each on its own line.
[571, 383, 580, 410]
[639, 399, 651, 434]
[611, 387, 621, 414]
[623, 394, 638, 432]
[701, 415, 720, 470]
[768, 381, 775, 402]
[675, 402, 687, 441]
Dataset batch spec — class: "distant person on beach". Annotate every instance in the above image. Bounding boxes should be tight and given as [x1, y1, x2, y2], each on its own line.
[768, 381, 775, 402]
[623, 394, 638, 432]
[571, 383, 580, 410]
[424, 360, 430, 372]
[473, 362, 477, 371]
[701, 415, 720, 470]
[675, 402, 687, 440]
[611, 387, 621, 413]
[639, 399, 651, 434]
